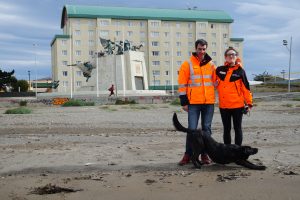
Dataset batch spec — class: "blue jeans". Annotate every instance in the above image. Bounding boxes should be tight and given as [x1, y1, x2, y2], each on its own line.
[185, 104, 214, 156]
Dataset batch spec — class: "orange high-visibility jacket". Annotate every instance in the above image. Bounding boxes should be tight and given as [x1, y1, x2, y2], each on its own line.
[216, 63, 252, 109]
[178, 53, 216, 106]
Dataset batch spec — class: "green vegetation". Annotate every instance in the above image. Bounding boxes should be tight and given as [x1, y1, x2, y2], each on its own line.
[62, 99, 95, 107]
[281, 103, 293, 108]
[170, 98, 180, 106]
[292, 97, 300, 101]
[115, 98, 136, 105]
[19, 100, 28, 106]
[5, 107, 32, 114]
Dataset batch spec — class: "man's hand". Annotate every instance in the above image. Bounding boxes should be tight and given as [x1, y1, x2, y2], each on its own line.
[182, 105, 188, 112]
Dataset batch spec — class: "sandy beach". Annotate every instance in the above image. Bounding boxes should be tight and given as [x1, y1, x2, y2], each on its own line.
[0, 98, 299, 200]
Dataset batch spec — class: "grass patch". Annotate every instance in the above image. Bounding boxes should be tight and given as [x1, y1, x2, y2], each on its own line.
[115, 99, 136, 105]
[170, 98, 180, 106]
[292, 97, 300, 101]
[62, 99, 95, 107]
[281, 103, 293, 108]
[5, 107, 32, 114]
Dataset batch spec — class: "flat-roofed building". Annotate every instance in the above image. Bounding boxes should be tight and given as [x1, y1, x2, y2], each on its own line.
[51, 5, 243, 92]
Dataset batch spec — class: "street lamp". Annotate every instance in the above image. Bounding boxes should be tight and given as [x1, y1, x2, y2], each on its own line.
[28, 70, 31, 91]
[283, 36, 292, 92]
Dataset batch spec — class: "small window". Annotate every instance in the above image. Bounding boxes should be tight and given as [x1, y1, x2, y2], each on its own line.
[76, 81, 82, 87]
[62, 71, 68, 76]
[61, 50, 67, 56]
[76, 71, 82, 76]
[152, 51, 159, 56]
[151, 41, 159, 46]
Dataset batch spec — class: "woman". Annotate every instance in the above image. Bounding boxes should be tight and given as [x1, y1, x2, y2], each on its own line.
[216, 47, 252, 145]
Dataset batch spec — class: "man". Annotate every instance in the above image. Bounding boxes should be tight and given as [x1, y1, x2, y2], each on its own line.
[177, 39, 216, 165]
[108, 84, 115, 97]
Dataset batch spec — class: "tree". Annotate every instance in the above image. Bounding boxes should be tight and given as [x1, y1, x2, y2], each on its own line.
[12, 80, 29, 92]
[0, 69, 15, 91]
[253, 71, 273, 82]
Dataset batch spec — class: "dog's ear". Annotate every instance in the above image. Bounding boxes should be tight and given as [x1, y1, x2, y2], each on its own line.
[243, 146, 258, 155]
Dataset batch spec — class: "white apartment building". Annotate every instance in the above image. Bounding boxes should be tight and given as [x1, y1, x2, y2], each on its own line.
[51, 5, 243, 92]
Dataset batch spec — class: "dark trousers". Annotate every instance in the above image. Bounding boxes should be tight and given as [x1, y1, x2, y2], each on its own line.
[219, 107, 244, 146]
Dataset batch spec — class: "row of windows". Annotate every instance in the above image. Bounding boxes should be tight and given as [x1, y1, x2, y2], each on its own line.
[70, 29, 228, 39]
[61, 81, 82, 87]
[73, 19, 228, 30]
[62, 71, 82, 77]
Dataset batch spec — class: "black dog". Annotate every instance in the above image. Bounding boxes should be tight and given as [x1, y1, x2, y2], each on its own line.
[173, 113, 266, 170]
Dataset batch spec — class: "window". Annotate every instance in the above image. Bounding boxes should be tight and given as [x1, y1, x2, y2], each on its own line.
[164, 42, 170, 47]
[164, 51, 170, 56]
[212, 42, 217, 47]
[224, 43, 228, 48]
[152, 61, 160, 66]
[76, 71, 82, 76]
[212, 33, 217, 38]
[128, 21, 135, 26]
[151, 31, 159, 37]
[76, 81, 82, 87]
[165, 61, 170, 66]
[140, 21, 145, 27]
[198, 23, 206, 28]
[211, 24, 214, 29]
[151, 41, 159, 46]
[62, 71, 68, 76]
[88, 30, 94, 37]
[150, 21, 160, 27]
[166, 80, 171, 85]
[198, 33, 206, 38]
[177, 51, 181, 56]
[115, 31, 121, 37]
[140, 31, 145, 37]
[176, 42, 181, 47]
[127, 31, 133, 37]
[74, 30, 80, 36]
[114, 21, 122, 26]
[100, 20, 109, 26]
[75, 40, 81, 46]
[176, 32, 181, 38]
[152, 51, 159, 56]
[188, 23, 193, 29]
[165, 71, 169, 76]
[176, 23, 180, 28]
[222, 24, 228, 29]
[213, 60, 218, 65]
[61, 50, 67, 56]
[61, 40, 67, 45]
[153, 70, 160, 76]
[62, 81, 68, 87]
[100, 30, 109, 37]
[75, 50, 81, 56]
[164, 32, 170, 37]
[188, 42, 193, 47]
[212, 52, 217, 56]
[188, 51, 192, 56]
[223, 33, 228, 38]
[88, 40, 95, 46]
[89, 50, 94, 56]
[177, 61, 181, 66]
[62, 61, 68, 66]
[163, 22, 170, 27]
[188, 33, 193, 38]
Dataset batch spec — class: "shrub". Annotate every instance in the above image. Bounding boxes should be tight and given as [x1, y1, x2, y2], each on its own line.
[62, 99, 95, 107]
[11, 80, 29, 92]
[5, 107, 31, 114]
[19, 100, 27, 106]
[170, 98, 180, 105]
[115, 98, 136, 105]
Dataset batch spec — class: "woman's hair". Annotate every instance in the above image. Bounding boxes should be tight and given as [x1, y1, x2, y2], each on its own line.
[224, 47, 239, 56]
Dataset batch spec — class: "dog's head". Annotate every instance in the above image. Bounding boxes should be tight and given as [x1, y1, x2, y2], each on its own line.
[239, 146, 258, 159]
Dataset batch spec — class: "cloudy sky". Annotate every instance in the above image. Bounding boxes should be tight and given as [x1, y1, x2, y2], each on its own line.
[0, 0, 299, 80]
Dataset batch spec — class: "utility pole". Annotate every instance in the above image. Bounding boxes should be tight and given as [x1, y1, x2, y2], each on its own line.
[28, 70, 31, 91]
[283, 36, 293, 92]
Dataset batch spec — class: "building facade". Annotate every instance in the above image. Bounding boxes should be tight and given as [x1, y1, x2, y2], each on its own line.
[51, 5, 243, 92]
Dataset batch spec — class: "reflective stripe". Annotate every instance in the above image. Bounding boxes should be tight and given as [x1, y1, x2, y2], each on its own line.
[204, 82, 213, 86]
[203, 75, 212, 79]
[188, 83, 202, 87]
[191, 75, 201, 79]
[178, 84, 188, 88]
[179, 92, 187, 95]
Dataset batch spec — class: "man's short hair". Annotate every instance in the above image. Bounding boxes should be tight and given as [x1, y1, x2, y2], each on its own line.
[195, 39, 208, 49]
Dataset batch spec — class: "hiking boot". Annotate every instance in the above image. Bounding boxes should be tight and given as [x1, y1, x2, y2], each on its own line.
[178, 153, 190, 166]
[201, 154, 212, 165]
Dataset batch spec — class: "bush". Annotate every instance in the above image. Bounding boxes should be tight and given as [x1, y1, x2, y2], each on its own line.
[19, 100, 27, 106]
[5, 107, 31, 114]
[170, 98, 180, 105]
[11, 80, 29, 92]
[115, 98, 136, 105]
[62, 99, 95, 107]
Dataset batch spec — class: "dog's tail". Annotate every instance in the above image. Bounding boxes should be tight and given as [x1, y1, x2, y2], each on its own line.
[173, 113, 189, 133]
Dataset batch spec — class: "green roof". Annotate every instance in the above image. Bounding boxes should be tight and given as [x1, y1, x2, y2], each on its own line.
[50, 34, 70, 46]
[230, 38, 244, 42]
[61, 5, 233, 28]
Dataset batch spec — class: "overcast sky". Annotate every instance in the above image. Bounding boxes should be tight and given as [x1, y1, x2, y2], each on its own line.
[0, 0, 299, 80]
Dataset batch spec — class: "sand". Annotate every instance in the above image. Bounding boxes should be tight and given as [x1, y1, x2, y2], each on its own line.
[0, 99, 299, 200]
